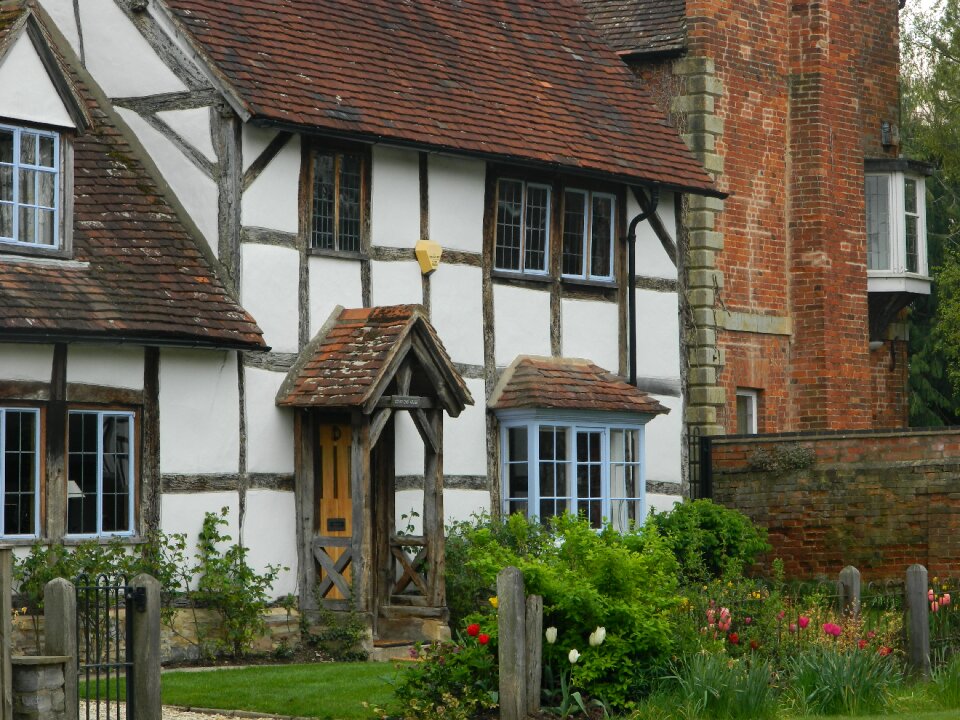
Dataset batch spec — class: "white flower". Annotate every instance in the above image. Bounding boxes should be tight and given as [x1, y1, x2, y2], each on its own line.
[545, 626, 558, 645]
[589, 626, 607, 647]
[568, 648, 580, 664]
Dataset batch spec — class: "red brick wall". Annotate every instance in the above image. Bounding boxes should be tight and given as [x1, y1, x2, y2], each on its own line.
[680, 0, 907, 431]
[711, 429, 960, 580]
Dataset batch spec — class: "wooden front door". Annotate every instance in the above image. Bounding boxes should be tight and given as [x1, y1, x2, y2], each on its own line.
[316, 423, 352, 600]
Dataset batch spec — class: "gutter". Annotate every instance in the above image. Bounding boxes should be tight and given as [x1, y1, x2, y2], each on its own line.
[0, 331, 268, 353]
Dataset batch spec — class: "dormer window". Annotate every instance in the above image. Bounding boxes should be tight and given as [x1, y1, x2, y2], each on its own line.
[865, 161, 931, 281]
[0, 124, 60, 250]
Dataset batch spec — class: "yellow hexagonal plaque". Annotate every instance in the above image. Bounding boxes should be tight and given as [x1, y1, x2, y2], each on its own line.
[415, 239, 442, 275]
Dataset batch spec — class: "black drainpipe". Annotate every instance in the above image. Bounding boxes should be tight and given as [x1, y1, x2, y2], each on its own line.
[624, 184, 660, 386]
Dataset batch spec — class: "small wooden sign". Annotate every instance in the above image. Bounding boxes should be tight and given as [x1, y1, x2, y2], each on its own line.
[415, 239, 442, 275]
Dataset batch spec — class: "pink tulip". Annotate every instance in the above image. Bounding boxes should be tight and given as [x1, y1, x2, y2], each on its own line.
[789, 623, 797, 633]
[777, 610, 785, 620]
[929, 589, 936, 602]
[932, 601, 941, 613]
[707, 609, 716, 624]
[798, 616, 810, 629]
[944, 593, 952, 607]
[744, 617, 752, 625]
[720, 607, 731, 620]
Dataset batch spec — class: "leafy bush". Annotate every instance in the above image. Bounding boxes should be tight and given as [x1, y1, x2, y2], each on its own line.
[387, 620, 498, 720]
[192, 507, 285, 658]
[664, 653, 778, 720]
[932, 653, 960, 708]
[786, 646, 901, 716]
[301, 606, 369, 662]
[443, 513, 680, 711]
[648, 500, 770, 582]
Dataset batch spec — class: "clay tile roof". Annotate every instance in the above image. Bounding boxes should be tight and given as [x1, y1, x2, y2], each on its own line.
[490, 356, 669, 415]
[276, 305, 472, 414]
[162, 0, 717, 196]
[0, 7, 264, 350]
[580, 0, 686, 56]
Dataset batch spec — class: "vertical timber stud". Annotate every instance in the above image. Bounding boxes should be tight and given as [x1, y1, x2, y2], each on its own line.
[295, 411, 318, 609]
[43, 577, 76, 720]
[423, 409, 444, 606]
[47, 344, 68, 541]
[525, 595, 543, 716]
[0, 550, 12, 720]
[481, 170, 500, 517]
[214, 105, 243, 288]
[497, 566, 526, 720]
[142, 348, 161, 534]
[906, 564, 931, 678]
[351, 411, 372, 613]
[131, 574, 161, 720]
[838, 566, 861, 619]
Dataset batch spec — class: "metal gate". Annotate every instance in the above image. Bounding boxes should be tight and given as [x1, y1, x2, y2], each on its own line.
[688, 426, 713, 500]
[75, 574, 142, 720]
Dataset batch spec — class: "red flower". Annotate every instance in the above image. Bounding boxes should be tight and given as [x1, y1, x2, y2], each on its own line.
[478, 633, 490, 645]
[858, 639, 868, 650]
[878, 646, 892, 657]
[750, 639, 759, 651]
[798, 616, 810, 629]
[466, 623, 480, 637]
[728, 632, 740, 645]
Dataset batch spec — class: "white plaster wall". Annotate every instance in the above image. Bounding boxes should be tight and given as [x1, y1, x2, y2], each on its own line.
[117, 108, 219, 252]
[78, 0, 187, 97]
[308, 256, 363, 336]
[159, 350, 240, 474]
[0, 34, 75, 128]
[0, 344, 53, 382]
[244, 368, 294, 474]
[444, 489, 490, 525]
[428, 155, 485, 253]
[160, 492, 239, 588]
[242, 125, 278, 173]
[40, 0, 81, 57]
[647, 492, 681, 516]
[644, 394, 681, 484]
[67, 345, 144, 389]
[394, 490, 424, 535]
[561, 299, 619, 372]
[430, 264, 483, 365]
[241, 244, 300, 354]
[242, 489, 298, 597]
[156, 108, 217, 163]
[242, 134, 301, 234]
[443, 378, 486, 476]
[627, 190, 678, 281]
[634, 289, 681, 381]
[371, 146, 420, 249]
[494, 285, 551, 366]
[371, 261, 422, 307]
[394, 413, 424, 477]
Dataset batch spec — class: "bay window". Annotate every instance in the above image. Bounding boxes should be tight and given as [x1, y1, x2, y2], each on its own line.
[865, 162, 930, 288]
[501, 412, 645, 531]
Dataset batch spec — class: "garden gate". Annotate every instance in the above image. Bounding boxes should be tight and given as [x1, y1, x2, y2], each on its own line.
[75, 574, 143, 720]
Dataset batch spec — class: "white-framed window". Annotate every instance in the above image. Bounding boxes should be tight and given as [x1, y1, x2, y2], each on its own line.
[0, 124, 60, 249]
[500, 411, 645, 531]
[735, 389, 758, 434]
[67, 410, 135, 537]
[494, 178, 551, 274]
[561, 189, 615, 280]
[0, 408, 40, 537]
[866, 171, 927, 277]
[310, 147, 364, 253]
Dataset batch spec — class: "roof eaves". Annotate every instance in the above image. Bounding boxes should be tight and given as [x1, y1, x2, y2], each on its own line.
[275, 304, 345, 406]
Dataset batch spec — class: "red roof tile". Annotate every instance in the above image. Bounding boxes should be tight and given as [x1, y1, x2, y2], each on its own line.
[490, 356, 669, 415]
[162, 0, 717, 196]
[580, 0, 686, 56]
[0, 6, 264, 350]
[277, 305, 472, 414]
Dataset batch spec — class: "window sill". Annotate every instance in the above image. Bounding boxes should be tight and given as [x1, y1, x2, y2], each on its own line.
[61, 534, 144, 546]
[307, 247, 366, 261]
[867, 274, 931, 296]
[0, 243, 75, 263]
[492, 269, 552, 285]
[560, 276, 617, 290]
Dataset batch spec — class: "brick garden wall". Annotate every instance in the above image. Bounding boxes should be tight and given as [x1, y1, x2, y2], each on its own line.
[710, 428, 960, 580]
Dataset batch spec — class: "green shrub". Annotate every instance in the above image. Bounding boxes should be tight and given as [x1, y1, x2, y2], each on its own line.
[786, 646, 901, 716]
[931, 653, 960, 708]
[648, 500, 770, 582]
[664, 653, 777, 720]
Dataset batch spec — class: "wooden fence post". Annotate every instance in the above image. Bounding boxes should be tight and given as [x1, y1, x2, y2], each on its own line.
[0, 549, 12, 720]
[43, 577, 77, 720]
[131, 574, 162, 720]
[838, 565, 861, 619]
[905, 564, 931, 678]
[525, 595, 542, 716]
[497, 567, 526, 720]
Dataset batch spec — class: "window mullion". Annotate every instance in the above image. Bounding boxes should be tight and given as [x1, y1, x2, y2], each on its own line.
[601, 427, 611, 524]
[0, 410, 5, 537]
[528, 422, 539, 521]
[582, 193, 591, 280]
[11, 130, 19, 242]
[333, 154, 341, 251]
[96, 413, 104, 536]
[519, 182, 528, 273]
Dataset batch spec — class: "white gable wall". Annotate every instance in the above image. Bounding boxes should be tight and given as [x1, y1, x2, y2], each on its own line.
[0, 344, 53, 382]
[156, 108, 217, 164]
[241, 244, 300, 354]
[67, 345, 144, 389]
[0, 33, 75, 128]
[242, 134, 301, 234]
[371, 146, 420, 249]
[39, 0, 81, 57]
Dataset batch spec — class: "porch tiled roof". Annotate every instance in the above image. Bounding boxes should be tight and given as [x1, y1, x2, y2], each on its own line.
[276, 305, 472, 412]
[490, 356, 669, 415]
[162, 0, 717, 196]
[580, 0, 686, 56]
[0, 5, 264, 350]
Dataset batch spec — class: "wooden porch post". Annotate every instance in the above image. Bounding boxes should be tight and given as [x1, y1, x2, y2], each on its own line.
[423, 408, 445, 607]
[294, 410, 317, 609]
[351, 410, 373, 613]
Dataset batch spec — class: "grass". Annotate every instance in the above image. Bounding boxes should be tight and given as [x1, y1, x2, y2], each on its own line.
[161, 662, 394, 720]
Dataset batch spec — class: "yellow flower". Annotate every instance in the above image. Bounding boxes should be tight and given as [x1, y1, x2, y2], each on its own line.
[489, 596, 499, 609]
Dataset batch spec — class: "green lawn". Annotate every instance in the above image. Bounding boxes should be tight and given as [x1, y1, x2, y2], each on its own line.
[161, 663, 395, 720]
